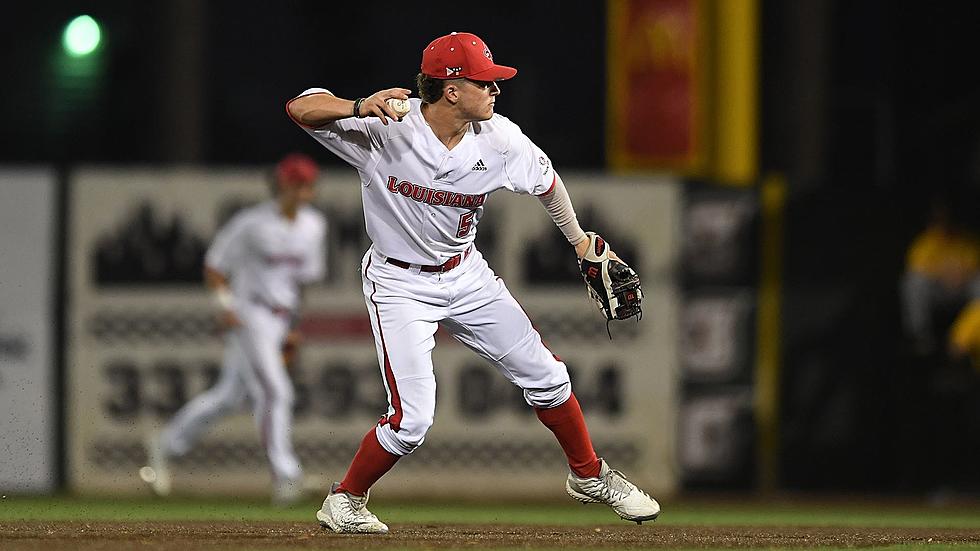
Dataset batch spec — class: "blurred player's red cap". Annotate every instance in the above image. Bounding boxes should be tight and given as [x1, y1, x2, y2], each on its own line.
[276, 153, 319, 187]
[421, 32, 517, 81]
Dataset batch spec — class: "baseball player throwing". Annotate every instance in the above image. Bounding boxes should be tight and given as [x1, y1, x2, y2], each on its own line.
[142, 153, 327, 505]
[287, 32, 659, 533]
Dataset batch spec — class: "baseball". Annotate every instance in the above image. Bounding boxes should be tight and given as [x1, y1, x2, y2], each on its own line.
[139, 466, 157, 483]
[387, 98, 411, 118]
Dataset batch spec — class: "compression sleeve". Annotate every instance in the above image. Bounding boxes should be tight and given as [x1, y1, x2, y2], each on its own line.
[536, 172, 586, 246]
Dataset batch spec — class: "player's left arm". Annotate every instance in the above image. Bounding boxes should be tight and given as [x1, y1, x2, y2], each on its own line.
[535, 171, 587, 251]
[500, 129, 611, 259]
[535, 173, 626, 258]
[535, 172, 641, 323]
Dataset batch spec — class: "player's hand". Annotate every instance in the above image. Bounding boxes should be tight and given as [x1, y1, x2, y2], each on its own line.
[575, 233, 623, 262]
[575, 236, 590, 259]
[359, 88, 412, 125]
[578, 232, 642, 325]
[216, 308, 241, 329]
[282, 330, 302, 370]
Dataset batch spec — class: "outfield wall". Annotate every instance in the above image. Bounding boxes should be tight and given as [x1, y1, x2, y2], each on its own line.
[0, 169, 58, 493]
[65, 168, 682, 499]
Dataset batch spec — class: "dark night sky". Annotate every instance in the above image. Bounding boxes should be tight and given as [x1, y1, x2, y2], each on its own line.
[2, 1, 979, 192]
[1, 1, 607, 168]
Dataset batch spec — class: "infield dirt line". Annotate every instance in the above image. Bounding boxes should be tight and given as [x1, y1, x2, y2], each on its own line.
[2, 521, 980, 550]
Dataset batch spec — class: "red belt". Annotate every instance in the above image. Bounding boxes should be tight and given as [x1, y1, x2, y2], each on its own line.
[251, 295, 292, 317]
[385, 248, 471, 273]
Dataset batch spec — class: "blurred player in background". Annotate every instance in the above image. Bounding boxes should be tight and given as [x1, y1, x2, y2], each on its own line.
[141, 153, 327, 506]
[899, 195, 980, 495]
[901, 198, 980, 356]
[287, 32, 659, 533]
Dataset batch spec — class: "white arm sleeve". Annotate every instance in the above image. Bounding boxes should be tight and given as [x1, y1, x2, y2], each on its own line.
[536, 172, 586, 245]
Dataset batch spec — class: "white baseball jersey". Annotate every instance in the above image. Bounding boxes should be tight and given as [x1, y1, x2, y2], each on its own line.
[206, 200, 326, 310]
[292, 91, 555, 264]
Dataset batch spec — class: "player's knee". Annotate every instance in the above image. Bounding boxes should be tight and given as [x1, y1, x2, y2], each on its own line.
[266, 381, 295, 409]
[256, 386, 296, 411]
[378, 412, 433, 455]
[399, 413, 433, 447]
[376, 426, 427, 456]
[212, 397, 238, 416]
[523, 382, 572, 409]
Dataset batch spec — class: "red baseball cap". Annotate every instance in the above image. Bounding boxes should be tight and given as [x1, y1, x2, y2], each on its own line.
[421, 32, 517, 81]
[276, 153, 319, 186]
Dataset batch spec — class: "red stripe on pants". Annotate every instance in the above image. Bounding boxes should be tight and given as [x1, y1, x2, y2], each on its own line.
[370, 280, 402, 431]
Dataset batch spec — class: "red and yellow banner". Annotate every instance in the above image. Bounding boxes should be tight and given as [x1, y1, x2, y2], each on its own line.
[607, 0, 704, 171]
[608, 0, 758, 185]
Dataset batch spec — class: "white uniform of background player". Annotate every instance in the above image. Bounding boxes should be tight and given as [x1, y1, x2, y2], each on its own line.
[142, 154, 326, 505]
[287, 32, 659, 533]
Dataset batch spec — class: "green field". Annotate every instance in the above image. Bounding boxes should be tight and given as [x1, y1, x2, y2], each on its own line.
[0, 495, 977, 527]
[2, 495, 979, 550]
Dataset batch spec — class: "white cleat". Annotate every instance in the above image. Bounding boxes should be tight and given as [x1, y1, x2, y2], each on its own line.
[139, 433, 172, 497]
[565, 458, 661, 524]
[315, 482, 389, 534]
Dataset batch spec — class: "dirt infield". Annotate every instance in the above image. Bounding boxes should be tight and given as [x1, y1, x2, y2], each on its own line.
[2, 521, 979, 550]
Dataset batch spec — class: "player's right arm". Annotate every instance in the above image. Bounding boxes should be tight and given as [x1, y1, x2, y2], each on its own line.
[287, 87, 410, 169]
[205, 266, 240, 328]
[286, 88, 412, 127]
[204, 212, 252, 328]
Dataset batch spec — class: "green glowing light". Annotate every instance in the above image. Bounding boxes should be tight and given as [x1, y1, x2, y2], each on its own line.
[63, 15, 101, 57]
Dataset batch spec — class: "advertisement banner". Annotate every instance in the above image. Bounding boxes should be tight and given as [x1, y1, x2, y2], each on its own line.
[607, 0, 703, 171]
[0, 168, 57, 493]
[67, 168, 680, 499]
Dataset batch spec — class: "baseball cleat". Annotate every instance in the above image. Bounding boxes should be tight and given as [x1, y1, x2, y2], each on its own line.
[565, 458, 661, 524]
[316, 482, 389, 534]
[140, 433, 172, 497]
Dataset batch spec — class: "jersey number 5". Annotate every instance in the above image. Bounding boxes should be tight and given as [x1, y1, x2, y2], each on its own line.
[456, 210, 477, 238]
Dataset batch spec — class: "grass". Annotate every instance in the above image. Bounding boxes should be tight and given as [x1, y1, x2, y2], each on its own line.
[1, 495, 979, 528]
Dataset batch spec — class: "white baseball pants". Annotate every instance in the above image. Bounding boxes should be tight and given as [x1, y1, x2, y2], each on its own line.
[161, 300, 302, 482]
[361, 246, 572, 456]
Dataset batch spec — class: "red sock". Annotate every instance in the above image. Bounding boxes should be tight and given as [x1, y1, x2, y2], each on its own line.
[334, 428, 400, 496]
[534, 393, 602, 478]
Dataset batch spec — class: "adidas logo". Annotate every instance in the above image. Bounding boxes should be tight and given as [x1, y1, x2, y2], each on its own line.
[471, 159, 487, 171]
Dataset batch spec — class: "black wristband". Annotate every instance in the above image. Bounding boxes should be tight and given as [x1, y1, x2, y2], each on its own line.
[352, 98, 365, 118]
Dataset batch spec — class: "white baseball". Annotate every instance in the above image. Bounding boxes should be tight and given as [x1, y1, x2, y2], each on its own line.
[387, 98, 411, 118]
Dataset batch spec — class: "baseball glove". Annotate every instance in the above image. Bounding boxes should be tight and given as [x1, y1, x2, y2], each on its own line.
[578, 232, 642, 334]
[282, 330, 301, 370]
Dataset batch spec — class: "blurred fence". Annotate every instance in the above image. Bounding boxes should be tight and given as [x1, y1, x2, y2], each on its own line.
[0, 169, 58, 493]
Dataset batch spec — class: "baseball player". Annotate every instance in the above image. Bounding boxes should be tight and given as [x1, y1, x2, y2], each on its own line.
[287, 32, 659, 533]
[141, 153, 327, 506]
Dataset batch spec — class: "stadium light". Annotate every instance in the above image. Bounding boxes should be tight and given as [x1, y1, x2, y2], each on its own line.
[62, 15, 102, 57]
